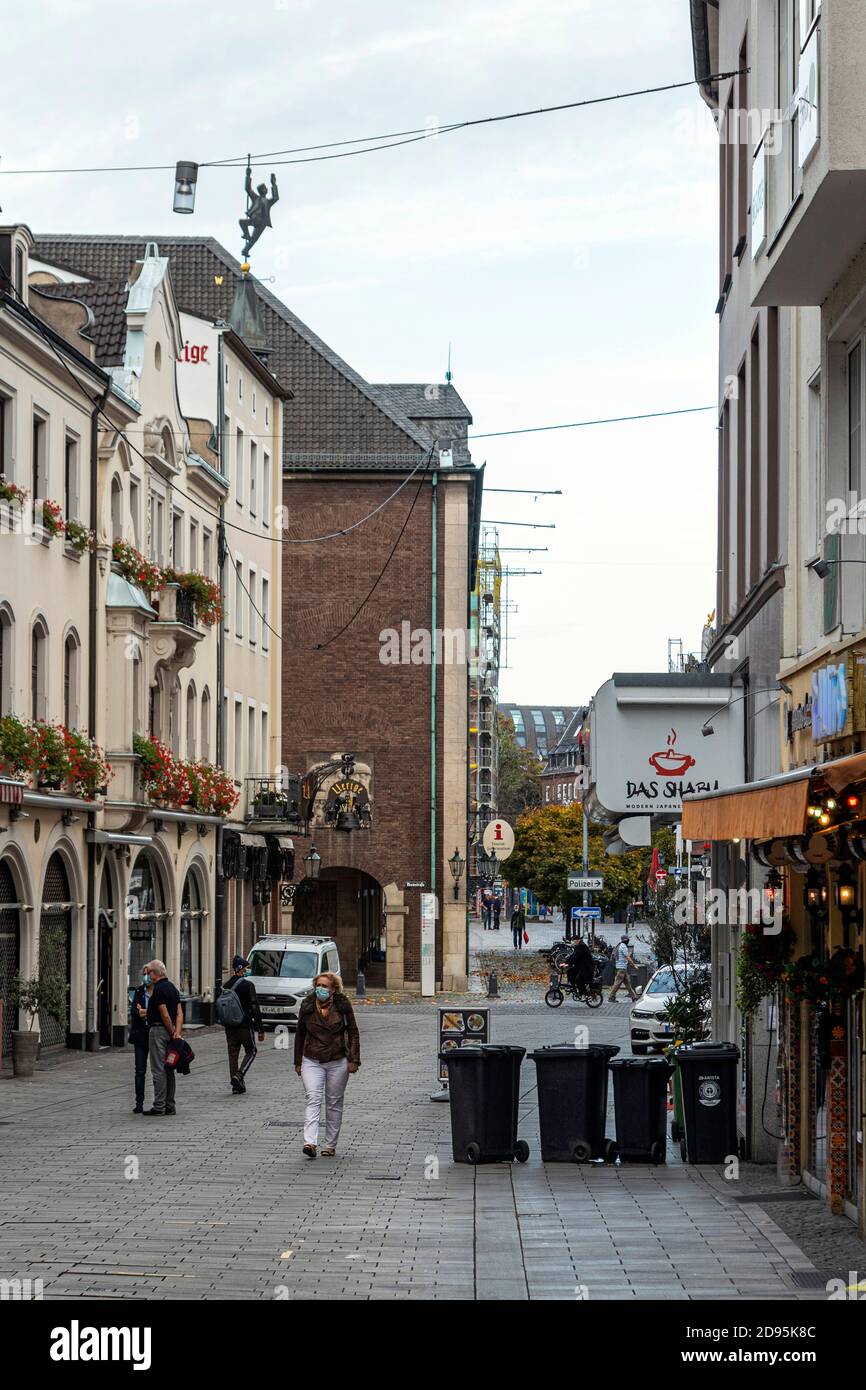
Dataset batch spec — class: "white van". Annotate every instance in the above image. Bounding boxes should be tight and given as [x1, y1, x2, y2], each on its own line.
[247, 935, 341, 1030]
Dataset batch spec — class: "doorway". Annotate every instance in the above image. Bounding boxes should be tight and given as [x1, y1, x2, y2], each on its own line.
[97, 870, 114, 1047]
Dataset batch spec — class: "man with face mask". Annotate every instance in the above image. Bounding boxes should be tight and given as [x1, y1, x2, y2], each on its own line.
[219, 955, 265, 1094]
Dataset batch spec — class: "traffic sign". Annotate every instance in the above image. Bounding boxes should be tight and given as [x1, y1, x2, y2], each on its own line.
[482, 819, 515, 861]
[568, 874, 604, 892]
[575, 906, 602, 919]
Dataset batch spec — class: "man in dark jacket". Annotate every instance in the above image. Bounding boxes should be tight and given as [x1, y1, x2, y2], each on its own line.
[567, 937, 594, 996]
[128, 970, 152, 1114]
[221, 954, 265, 1094]
[511, 902, 527, 950]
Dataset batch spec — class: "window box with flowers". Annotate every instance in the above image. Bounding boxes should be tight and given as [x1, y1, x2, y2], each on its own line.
[0, 476, 28, 514]
[111, 539, 163, 594]
[29, 721, 68, 789]
[61, 728, 113, 798]
[163, 569, 222, 627]
[133, 734, 191, 807]
[64, 520, 96, 556]
[0, 714, 33, 779]
[186, 761, 239, 816]
[39, 499, 66, 542]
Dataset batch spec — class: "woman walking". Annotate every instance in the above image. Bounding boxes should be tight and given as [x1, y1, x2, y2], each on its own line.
[294, 971, 360, 1158]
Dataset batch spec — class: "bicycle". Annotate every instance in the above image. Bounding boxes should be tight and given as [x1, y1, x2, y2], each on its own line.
[544, 967, 604, 1009]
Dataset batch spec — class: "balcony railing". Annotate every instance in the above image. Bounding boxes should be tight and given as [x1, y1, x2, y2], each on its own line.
[245, 776, 304, 830]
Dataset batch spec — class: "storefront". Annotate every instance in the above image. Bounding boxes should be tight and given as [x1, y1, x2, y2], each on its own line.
[683, 655, 866, 1233]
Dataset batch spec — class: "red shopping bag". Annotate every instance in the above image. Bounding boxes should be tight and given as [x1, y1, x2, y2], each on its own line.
[523, 929, 529, 944]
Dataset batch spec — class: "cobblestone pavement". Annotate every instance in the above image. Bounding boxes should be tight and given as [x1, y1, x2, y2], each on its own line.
[1, 988, 860, 1301]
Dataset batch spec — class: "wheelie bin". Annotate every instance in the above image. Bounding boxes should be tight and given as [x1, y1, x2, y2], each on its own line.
[676, 1041, 740, 1164]
[439, 1044, 529, 1164]
[529, 1043, 619, 1162]
[608, 1055, 671, 1163]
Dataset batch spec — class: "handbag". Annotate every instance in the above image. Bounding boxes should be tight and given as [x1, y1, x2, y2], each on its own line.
[523, 929, 529, 944]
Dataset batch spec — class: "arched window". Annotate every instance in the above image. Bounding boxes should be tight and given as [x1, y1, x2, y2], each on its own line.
[63, 630, 80, 729]
[110, 475, 123, 540]
[186, 683, 196, 761]
[127, 851, 166, 986]
[169, 679, 180, 756]
[180, 868, 204, 996]
[0, 604, 13, 716]
[200, 687, 211, 761]
[31, 617, 48, 721]
[39, 853, 71, 1048]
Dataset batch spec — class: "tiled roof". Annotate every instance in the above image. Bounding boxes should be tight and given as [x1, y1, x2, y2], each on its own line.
[32, 279, 131, 366]
[373, 382, 473, 423]
[32, 235, 457, 470]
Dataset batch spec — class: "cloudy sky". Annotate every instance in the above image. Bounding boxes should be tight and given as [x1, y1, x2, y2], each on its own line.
[3, 0, 719, 707]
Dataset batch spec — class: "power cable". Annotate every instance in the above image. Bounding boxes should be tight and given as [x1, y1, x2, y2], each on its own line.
[469, 405, 715, 439]
[222, 534, 283, 649]
[0, 71, 748, 176]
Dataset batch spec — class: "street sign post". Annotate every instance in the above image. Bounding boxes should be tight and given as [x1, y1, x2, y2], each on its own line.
[575, 906, 602, 919]
[568, 873, 604, 892]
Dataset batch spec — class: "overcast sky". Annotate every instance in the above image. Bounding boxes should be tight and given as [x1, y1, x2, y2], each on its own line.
[3, 0, 719, 707]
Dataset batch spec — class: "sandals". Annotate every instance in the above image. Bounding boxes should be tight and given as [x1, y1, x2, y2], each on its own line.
[302, 1144, 317, 1159]
[320, 1147, 336, 1157]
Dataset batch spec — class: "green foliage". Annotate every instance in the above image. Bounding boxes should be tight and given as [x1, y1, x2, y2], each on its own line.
[501, 802, 676, 916]
[663, 969, 711, 1043]
[10, 972, 68, 1033]
[496, 713, 543, 819]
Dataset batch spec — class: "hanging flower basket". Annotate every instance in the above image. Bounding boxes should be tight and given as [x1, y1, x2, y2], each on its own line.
[736, 920, 796, 1015]
[780, 948, 865, 1005]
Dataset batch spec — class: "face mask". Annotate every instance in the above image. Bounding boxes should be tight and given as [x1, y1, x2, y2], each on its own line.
[244, 968, 252, 977]
[142, 974, 151, 986]
[315, 985, 330, 1002]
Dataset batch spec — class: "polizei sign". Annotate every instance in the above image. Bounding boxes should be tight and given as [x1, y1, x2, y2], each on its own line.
[584, 674, 745, 818]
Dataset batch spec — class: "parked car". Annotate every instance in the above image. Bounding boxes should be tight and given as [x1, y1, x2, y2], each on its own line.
[629, 964, 705, 1054]
[246, 935, 341, 1030]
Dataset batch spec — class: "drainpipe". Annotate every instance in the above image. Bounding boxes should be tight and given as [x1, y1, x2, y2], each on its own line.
[214, 329, 227, 1015]
[86, 382, 110, 1052]
[431, 470, 438, 984]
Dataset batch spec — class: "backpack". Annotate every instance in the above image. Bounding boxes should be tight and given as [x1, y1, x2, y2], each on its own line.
[215, 978, 245, 1027]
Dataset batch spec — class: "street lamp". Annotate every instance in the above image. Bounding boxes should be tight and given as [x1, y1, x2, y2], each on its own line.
[448, 847, 465, 900]
[303, 845, 322, 882]
[477, 847, 497, 884]
[173, 161, 198, 214]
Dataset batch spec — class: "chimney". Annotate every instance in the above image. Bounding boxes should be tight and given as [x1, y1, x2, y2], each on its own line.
[0, 224, 35, 309]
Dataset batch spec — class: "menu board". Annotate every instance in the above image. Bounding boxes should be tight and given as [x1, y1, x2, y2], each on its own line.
[438, 1005, 490, 1084]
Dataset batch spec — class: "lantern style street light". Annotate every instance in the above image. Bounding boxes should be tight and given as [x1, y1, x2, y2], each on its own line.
[303, 845, 322, 882]
[448, 847, 465, 900]
[173, 161, 198, 214]
[477, 846, 497, 884]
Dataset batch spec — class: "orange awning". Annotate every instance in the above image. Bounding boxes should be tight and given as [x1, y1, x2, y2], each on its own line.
[681, 776, 810, 842]
[818, 751, 866, 793]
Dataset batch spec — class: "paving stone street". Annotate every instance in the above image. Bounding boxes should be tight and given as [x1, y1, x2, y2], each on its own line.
[1, 954, 861, 1301]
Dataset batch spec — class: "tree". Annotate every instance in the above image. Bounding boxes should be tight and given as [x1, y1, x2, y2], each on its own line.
[500, 802, 676, 918]
[496, 712, 543, 819]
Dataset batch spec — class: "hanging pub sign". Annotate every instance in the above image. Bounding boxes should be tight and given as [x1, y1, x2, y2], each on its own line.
[323, 778, 372, 830]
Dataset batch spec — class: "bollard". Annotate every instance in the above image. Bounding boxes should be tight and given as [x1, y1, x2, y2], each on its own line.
[356, 971, 366, 998]
[487, 970, 499, 999]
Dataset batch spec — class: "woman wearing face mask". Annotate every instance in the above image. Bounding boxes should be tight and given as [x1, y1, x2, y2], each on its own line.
[129, 967, 153, 1114]
[294, 971, 360, 1158]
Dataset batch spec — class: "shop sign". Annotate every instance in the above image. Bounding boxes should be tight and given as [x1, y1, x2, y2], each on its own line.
[787, 694, 813, 741]
[811, 662, 848, 741]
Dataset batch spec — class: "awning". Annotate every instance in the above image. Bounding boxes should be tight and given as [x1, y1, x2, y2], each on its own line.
[682, 771, 810, 842]
[272, 835, 294, 850]
[238, 833, 268, 848]
[816, 750, 866, 793]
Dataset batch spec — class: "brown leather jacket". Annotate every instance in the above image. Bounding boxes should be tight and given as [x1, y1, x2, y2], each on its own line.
[294, 992, 360, 1067]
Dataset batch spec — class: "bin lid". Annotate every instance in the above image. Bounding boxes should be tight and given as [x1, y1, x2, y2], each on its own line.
[609, 1055, 671, 1071]
[529, 1043, 620, 1061]
[677, 1041, 739, 1061]
[438, 1044, 526, 1062]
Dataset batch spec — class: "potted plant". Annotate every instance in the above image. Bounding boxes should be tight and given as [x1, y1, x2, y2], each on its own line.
[9, 972, 68, 1077]
[29, 721, 67, 789]
[39, 499, 66, 540]
[111, 539, 163, 593]
[61, 727, 112, 798]
[133, 733, 191, 807]
[64, 519, 96, 555]
[163, 568, 222, 626]
[186, 760, 239, 816]
[0, 713, 33, 779]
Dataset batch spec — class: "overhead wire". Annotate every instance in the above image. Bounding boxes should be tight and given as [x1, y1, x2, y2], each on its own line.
[0, 71, 748, 176]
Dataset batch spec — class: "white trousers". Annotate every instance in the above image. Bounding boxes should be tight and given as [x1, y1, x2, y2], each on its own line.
[301, 1057, 350, 1147]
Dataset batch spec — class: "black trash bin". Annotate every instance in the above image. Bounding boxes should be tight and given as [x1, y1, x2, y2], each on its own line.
[609, 1055, 671, 1163]
[676, 1041, 740, 1164]
[529, 1043, 619, 1162]
[439, 1044, 529, 1164]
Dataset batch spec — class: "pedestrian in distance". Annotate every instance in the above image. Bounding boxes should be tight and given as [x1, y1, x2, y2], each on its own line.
[294, 971, 360, 1159]
[217, 954, 265, 1094]
[511, 901, 526, 950]
[144, 960, 183, 1116]
[608, 935, 639, 1002]
[129, 966, 153, 1114]
[482, 890, 493, 930]
[492, 895, 502, 930]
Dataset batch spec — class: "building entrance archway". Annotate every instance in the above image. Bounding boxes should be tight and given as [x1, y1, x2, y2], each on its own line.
[291, 867, 384, 985]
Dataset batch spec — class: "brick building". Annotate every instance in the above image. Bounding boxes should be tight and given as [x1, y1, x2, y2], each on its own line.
[32, 235, 481, 991]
